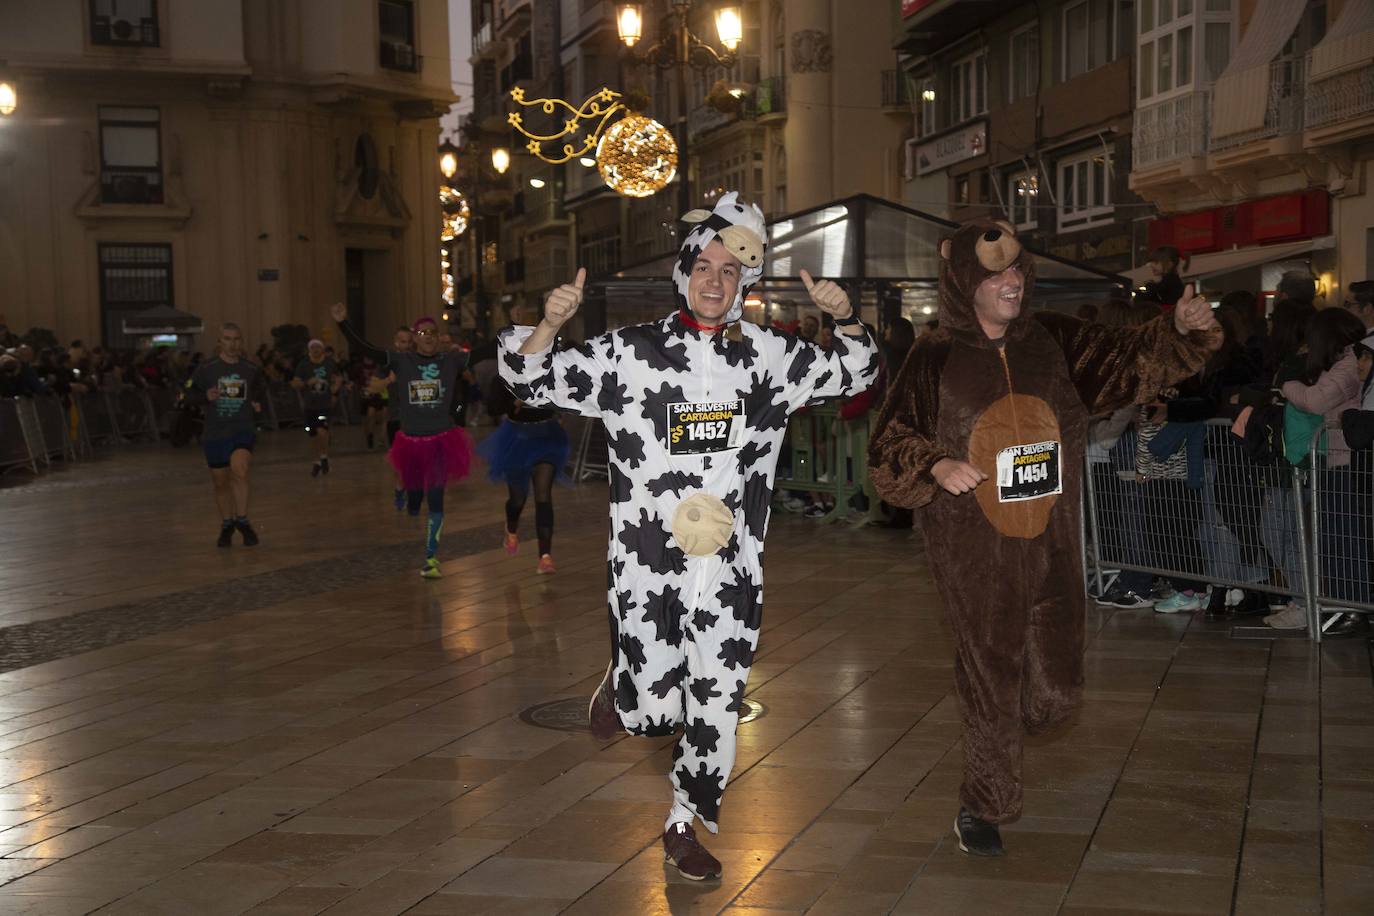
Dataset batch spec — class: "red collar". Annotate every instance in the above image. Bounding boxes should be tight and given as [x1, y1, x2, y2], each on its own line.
[678, 309, 727, 333]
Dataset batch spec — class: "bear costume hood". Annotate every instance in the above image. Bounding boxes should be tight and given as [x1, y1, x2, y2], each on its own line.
[938, 217, 1037, 346]
[673, 191, 768, 324]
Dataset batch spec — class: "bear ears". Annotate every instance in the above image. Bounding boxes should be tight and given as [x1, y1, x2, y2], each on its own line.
[939, 219, 1020, 273]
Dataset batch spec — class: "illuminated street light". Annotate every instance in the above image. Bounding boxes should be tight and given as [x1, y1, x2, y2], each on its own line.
[438, 141, 459, 179]
[528, 177, 546, 189]
[616, 4, 643, 47]
[491, 147, 510, 174]
[0, 82, 15, 117]
[715, 6, 743, 52]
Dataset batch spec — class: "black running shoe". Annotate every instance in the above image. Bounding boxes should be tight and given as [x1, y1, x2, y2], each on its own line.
[311, 462, 321, 478]
[954, 808, 1004, 856]
[236, 519, 260, 547]
[217, 525, 234, 548]
[320, 457, 330, 475]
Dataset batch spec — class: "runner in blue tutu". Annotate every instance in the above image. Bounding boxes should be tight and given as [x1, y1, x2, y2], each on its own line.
[478, 378, 569, 574]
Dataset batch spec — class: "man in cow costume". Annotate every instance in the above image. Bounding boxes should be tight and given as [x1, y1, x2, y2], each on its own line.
[498, 192, 879, 880]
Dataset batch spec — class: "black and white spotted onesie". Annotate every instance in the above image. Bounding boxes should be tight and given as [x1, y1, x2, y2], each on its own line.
[498, 310, 879, 832]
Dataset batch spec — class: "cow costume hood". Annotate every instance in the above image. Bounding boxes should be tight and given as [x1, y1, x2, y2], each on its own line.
[674, 191, 768, 324]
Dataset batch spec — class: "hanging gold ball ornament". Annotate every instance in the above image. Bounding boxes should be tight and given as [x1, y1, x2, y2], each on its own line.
[596, 113, 678, 198]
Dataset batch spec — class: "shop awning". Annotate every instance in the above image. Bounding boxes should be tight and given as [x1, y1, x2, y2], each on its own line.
[1120, 236, 1334, 287]
[1309, 0, 1374, 82]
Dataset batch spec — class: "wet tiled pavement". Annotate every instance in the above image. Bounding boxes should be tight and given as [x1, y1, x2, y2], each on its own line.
[0, 428, 1369, 914]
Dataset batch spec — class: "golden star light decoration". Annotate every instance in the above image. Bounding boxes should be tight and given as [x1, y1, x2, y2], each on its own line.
[507, 86, 678, 198]
[595, 113, 678, 198]
[508, 86, 625, 165]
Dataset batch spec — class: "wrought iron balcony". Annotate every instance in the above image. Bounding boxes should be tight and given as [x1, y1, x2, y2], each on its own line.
[1305, 57, 1374, 131]
[1132, 90, 1209, 171]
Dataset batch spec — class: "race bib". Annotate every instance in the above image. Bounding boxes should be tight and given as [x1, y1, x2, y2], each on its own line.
[218, 377, 245, 402]
[995, 440, 1062, 503]
[408, 379, 442, 406]
[668, 400, 745, 455]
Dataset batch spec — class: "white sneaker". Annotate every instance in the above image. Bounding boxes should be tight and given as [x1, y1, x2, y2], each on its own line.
[1264, 603, 1308, 630]
[782, 497, 806, 513]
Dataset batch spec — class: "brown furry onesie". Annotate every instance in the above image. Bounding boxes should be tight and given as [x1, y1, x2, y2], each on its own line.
[869, 218, 1219, 824]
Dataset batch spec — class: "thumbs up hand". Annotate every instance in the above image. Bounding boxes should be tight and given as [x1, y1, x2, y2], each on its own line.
[1173, 283, 1219, 335]
[800, 269, 853, 321]
[542, 268, 586, 330]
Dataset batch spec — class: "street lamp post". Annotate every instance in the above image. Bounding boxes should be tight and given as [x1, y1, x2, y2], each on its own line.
[616, 2, 742, 214]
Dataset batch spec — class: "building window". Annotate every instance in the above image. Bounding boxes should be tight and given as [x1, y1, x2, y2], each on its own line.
[1057, 150, 1113, 231]
[1063, 0, 1119, 81]
[951, 50, 987, 124]
[1138, 0, 1232, 102]
[98, 243, 172, 347]
[579, 228, 622, 278]
[90, 0, 159, 47]
[99, 106, 162, 205]
[1008, 170, 1039, 229]
[1009, 24, 1040, 101]
[379, 0, 418, 72]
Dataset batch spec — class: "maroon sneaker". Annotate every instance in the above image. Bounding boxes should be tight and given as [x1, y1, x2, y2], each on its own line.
[662, 822, 722, 880]
[588, 663, 620, 740]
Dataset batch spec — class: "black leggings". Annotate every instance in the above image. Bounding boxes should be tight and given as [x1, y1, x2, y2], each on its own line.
[507, 463, 555, 556]
[406, 487, 445, 515]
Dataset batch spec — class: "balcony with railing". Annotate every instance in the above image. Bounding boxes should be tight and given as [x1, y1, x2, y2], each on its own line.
[689, 79, 786, 141]
[472, 19, 498, 60]
[1209, 57, 1305, 159]
[755, 76, 786, 121]
[1305, 55, 1374, 144]
[1131, 90, 1210, 174]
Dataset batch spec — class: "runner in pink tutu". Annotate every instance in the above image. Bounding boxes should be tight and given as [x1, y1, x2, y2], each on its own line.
[331, 303, 473, 579]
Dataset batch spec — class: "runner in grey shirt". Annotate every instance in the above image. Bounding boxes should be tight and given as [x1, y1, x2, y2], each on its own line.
[184, 322, 267, 547]
[291, 338, 341, 476]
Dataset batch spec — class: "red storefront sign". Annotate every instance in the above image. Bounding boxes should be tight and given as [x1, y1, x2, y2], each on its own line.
[1148, 190, 1329, 254]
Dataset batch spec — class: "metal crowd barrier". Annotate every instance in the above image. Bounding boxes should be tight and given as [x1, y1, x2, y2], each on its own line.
[110, 388, 159, 442]
[0, 398, 40, 475]
[267, 381, 304, 429]
[775, 403, 872, 523]
[31, 394, 76, 463]
[1306, 420, 1374, 642]
[1085, 416, 1316, 637]
[568, 415, 608, 481]
[80, 390, 121, 445]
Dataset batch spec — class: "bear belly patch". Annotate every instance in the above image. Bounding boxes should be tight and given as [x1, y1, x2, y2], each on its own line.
[967, 393, 1062, 540]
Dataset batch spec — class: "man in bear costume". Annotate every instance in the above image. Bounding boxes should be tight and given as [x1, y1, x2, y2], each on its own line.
[869, 218, 1220, 856]
[498, 192, 879, 879]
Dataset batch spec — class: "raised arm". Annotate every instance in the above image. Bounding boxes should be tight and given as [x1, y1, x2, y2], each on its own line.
[498, 267, 614, 417]
[780, 271, 880, 409]
[1036, 285, 1221, 415]
[329, 303, 389, 365]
